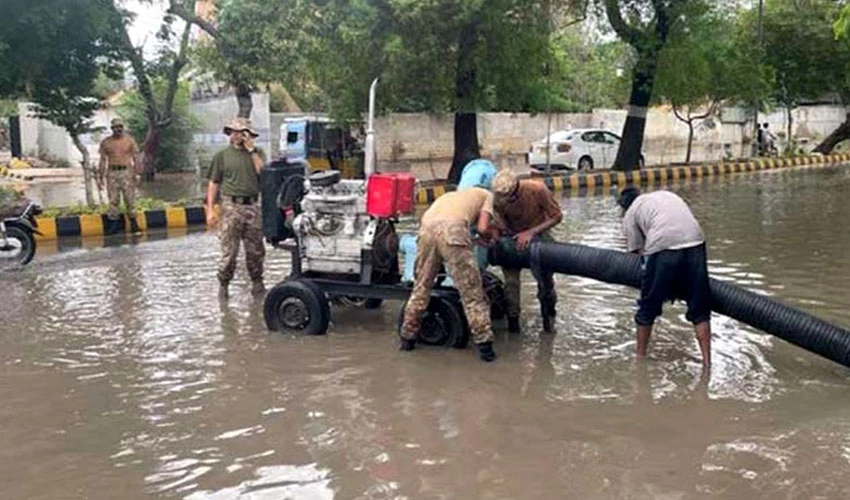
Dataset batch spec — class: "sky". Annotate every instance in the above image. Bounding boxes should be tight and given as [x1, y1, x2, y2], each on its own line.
[125, 0, 177, 56]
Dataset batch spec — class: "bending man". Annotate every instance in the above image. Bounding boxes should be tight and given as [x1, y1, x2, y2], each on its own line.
[618, 187, 712, 368]
[399, 187, 501, 362]
[491, 169, 563, 333]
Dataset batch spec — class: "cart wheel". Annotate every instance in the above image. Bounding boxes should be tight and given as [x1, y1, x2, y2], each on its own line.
[397, 296, 470, 348]
[364, 298, 383, 309]
[264, 279, 330, 335]
[481, 270, 507, 321]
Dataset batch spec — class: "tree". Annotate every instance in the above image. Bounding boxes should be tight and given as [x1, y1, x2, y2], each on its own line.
[812, 2, 850, 153]
[0, 0, 124, 206]
[118, 80, 197, 173]
[755, 0, 849, 154]
[602, 0, 700, 170]
[168, 0, 308, 118]
[295, 0, 582, 183]
[111, 2, 194, 181]
[653, 7, 772, 162]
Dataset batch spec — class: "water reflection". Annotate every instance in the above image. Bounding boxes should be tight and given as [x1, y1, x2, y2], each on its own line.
[2, 167, 850, 498]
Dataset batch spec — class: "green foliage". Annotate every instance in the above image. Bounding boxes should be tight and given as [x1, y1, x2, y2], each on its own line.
[0, 0, 124, 134]
[192, 0, 309, 93]
[39, 197, 194, 218]
[545, 29, 631, 112]
[0, 100, 17, 117]
[0, 186, 25, 209]
[117, 81, 199, 172]
[282, 0, 589, 119]
[753, 0, 850, 107]
[654, 5, 774, 110]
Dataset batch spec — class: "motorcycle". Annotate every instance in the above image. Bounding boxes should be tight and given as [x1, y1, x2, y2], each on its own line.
[0, 201, 42, 267]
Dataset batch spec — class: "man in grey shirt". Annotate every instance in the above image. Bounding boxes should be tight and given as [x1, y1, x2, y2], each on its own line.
[619, 187, 712, 368]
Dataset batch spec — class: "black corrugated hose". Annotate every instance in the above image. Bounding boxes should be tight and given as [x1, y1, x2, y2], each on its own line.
[488, 239, 850, 368]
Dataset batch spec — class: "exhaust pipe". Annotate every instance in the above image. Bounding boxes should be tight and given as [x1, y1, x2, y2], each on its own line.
[364, 78, 379, 176]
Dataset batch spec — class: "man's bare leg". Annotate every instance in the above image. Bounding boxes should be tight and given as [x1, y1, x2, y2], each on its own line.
[636, 323, 653, 359]
[694, 321, 711, 368]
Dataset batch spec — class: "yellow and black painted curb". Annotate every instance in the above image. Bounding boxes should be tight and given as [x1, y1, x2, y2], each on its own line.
[29, 153, 850, 242]
[34, 206, 208, 241]
[0, 165, 34, 181]
[414, 153, 850, 204]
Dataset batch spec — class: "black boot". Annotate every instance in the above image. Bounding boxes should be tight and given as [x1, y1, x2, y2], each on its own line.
[476, 341, 497, 362]
[105, 217, 121, 235]
[542, 315, 554, 333]
[507, 315, 520, 334]
[399, 338, 416, 351]
[129, 216, 142, 235]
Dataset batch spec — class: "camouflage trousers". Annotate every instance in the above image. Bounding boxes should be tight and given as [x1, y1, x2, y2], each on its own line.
[401, 220, 494, 345]
[218, 199, 265, 284]
[106, 168, 135, 220]
[502, 231, 557, 318]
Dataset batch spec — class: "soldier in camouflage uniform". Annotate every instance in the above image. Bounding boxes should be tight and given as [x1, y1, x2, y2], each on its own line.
[206, 118, 267, 299]
[492, 169, 563, 333]
[399, 187, 501, 362]
[98, 118, 141, 234]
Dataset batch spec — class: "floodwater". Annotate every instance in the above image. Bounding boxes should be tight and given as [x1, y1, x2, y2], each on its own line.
[14, 171, 205, 208]
[3, 166, 850, 499]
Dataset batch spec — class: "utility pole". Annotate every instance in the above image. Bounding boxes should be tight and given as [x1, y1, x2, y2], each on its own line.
[752, 0, 764, 157]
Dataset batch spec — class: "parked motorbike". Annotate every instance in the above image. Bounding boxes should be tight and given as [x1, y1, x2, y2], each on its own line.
[0, 202, 42, 267]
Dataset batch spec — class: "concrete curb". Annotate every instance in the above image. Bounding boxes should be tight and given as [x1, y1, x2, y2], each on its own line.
[0, 165, 34, 181]
[31, 153, 849, 242]
[35, 206, 207, 241]
[414, 153, 850, 203]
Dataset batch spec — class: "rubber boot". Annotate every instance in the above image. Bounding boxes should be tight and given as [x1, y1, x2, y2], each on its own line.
[105, 217, 121, 235]
[507, 315, 520, 334]
[218, 281, 229, 300]
[129, 215, 142, 235]
[251, 279, 266, 296]
[476, 342, 497, 362]
[399, 338, 416, 351]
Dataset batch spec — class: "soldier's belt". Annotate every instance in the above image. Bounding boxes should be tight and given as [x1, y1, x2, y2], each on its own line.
[228, 195, 258, 205]
[108, 165, 128, 171]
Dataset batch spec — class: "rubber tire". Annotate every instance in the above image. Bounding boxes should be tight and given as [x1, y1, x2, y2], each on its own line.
[578, 156, 594, 171]
[264, 279, 330, 335]
[397, 296, 470, 349]
[364, 298, 383, 310]
[0, 225, 36, 266]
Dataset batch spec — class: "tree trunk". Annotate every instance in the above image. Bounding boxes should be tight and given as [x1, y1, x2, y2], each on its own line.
[139, 126, 162, 182]
[813, 111, 850, 154]
[236, 84, 253, 119]
[449, 113, 480, 184]
[786, 107, 793, 155]
[69, 132, 95, 207]
[613, 57, 656, 171]
[447, 21, 479, 185]
[686, 121, 694, 163]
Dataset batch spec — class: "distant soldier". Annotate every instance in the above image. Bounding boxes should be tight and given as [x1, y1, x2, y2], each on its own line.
[205, 118, 267, 299]
[399, 187, 502, 362]
[98, 118, 141, 234]
[491, 169, 563, 333]
[618, 187, 712, 368]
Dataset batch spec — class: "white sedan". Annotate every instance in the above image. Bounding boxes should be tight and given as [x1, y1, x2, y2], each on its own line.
[527, 128, 645, 171]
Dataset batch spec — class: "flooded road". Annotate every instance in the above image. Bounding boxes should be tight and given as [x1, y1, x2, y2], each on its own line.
[3, 166, 850, 499]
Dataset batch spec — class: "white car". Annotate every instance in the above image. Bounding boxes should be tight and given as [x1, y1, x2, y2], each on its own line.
[527, 128, 645, 172]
